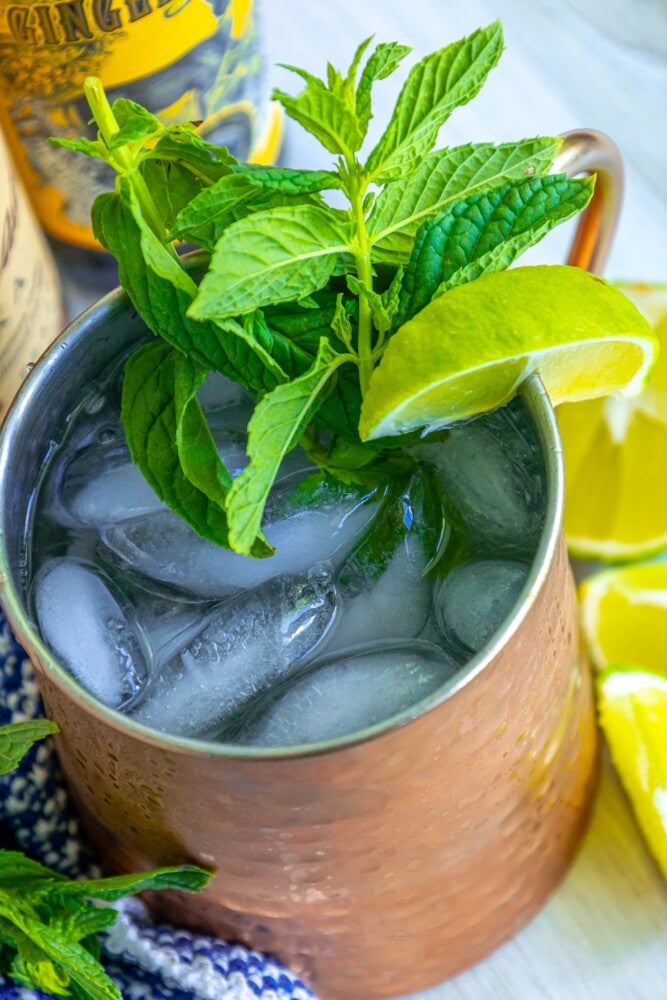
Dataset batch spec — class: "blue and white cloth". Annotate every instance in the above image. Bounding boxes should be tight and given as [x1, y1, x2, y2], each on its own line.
[0, 609, 317, 1000]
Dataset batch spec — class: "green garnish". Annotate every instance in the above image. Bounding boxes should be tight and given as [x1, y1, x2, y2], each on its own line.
[52, 21, 594, 556]
[0, 722, 210, 997]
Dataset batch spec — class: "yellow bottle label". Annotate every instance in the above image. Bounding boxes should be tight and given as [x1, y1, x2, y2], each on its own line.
[0, 0, 280, 249]
[2, 0, 218, 93]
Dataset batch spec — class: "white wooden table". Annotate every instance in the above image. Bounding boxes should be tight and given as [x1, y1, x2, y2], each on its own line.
[58, 2, 667, 996]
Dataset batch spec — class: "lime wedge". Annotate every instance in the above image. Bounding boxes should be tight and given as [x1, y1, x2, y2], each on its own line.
[359, 265, 658, 440]
[597, 665, 667, 880]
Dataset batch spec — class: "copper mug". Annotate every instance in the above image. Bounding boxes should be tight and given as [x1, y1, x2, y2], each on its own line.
[0, 131, 620, 999]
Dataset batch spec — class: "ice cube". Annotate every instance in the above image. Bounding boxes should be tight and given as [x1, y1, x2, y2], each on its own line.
[433, 557, 530, 655]
[226, 641, 458, 747]
[129, 586, 213, 667]
[333, 544, 431, 648]
[59, 427, 252, 530]
[101, 475, 380, 599]
[423, 400, 545, 552]
[32, 558, 151, 709]
[331, 467, 445, 649]
[61, 443, 163, 526]
[130, 565, 339, 738]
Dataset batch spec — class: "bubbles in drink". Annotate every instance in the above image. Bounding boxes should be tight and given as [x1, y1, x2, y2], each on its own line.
[28, 367, 547, 747]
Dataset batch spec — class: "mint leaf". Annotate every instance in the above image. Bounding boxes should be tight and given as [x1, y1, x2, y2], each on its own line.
[169, 173, 284, 245]
[326, 436, 384, 471]
[48, 136, 102, 158]
[45, 866, 211, 902]
[432, 230, 545, 294]
[174, 355, 233, 498]
[365, 22, 504, 182]
[346, 274, 394, 337]
[0, 721, 58, 775]
[110, 96, 160, 129]
[121, 341, 270, 553]
[0, 891, 121, 1000]
[108, 99, 162, 148]
[0, 862, 200, 1000]
[397, 173, 594, 322]
[1, 923, 72, 996]
[260, 295, 365, 441]
[226, 340, 349, 555]
[331, 293, 354, 349]
[262, 296, 365, 441]
[236, 165, 342, 195]
[189, 205, 352, 321]
[273, 80, 364, 157]
[356, 41, 412, 134]
[233, 309, 310, 384]
[0, 730, 210, 1000]
[0, 849, 209, 902]
[93, 191, 286, 397]
[367, 136, 561, 260]
[138, 134, 237, 234]
[0, 851, 67, 892]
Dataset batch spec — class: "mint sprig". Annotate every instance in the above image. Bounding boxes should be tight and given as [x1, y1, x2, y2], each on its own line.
[0, 719, 58, 774]
[51, 20, 592, 557]
[0, 722, 210, 997]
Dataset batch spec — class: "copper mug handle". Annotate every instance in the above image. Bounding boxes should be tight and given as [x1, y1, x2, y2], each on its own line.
[552, 129, 624, 275]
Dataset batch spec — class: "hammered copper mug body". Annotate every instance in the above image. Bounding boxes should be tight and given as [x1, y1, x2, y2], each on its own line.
[0, 132, 619, 999]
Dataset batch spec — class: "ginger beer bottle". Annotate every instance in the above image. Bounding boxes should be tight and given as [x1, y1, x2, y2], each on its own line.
[0, 128, 63, 419]
[0, 0, 280, 252]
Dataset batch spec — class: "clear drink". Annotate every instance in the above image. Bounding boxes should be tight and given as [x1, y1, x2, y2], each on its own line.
[28, 354, 545, 747]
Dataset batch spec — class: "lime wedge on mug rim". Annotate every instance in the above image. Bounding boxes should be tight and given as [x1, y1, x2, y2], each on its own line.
[359, 265, 658, 440]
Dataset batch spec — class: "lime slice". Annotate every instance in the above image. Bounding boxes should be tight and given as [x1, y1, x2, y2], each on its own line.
[597, 665, 667, 880]
[359, 265, 657, 441]
[558, 282, 667, 561]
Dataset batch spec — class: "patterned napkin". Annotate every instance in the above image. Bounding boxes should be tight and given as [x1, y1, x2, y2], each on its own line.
[0, 609, 317, 1000]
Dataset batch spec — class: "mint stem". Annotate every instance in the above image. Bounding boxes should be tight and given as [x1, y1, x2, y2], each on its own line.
[349, 170, 374, 396]
[83, 77, 178, 256]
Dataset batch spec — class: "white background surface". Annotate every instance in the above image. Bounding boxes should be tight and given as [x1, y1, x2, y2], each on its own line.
[56, 2, 667, 997]
[260, 4, 667, 999]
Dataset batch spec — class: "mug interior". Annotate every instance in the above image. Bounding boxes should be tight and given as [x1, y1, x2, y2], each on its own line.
[0, 281, 564, 757]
